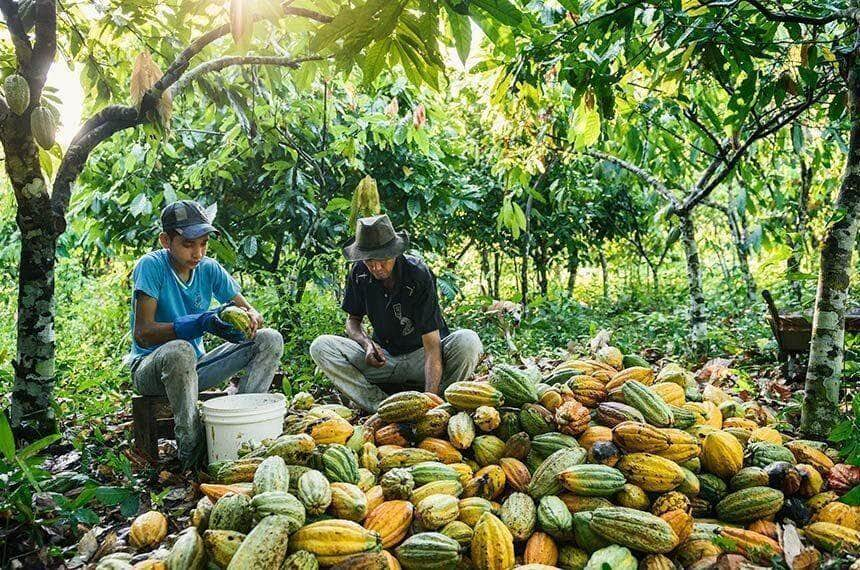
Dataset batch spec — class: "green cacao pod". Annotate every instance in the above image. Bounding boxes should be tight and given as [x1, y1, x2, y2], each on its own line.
[537, 495, 573, 539]
[621, 381, 673, 428]
[588, 507, 678, 553]
[297, 469, 332, 515]
[250, 491, 306, 531]
[558, 465, 626, 497]
[395, 532, 461, 570]
[209, 493, 253, 534]
[583, 545, 636, 570]
[253, 455, 289, 495]
[3, 74, 29, 115]
[30, 106, 57, 149]
[323, 444, 360, 484]
[520, 404, 555, 437]
[528, 447, 587, 499]
[489, 364, 539, 407]
[715, 486, 785, 523]
[226, 515, 293, 569]
[500, 492, 537, 541]
[166, 528, 205, 570]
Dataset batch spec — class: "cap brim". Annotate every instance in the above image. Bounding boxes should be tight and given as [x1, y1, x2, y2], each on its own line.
[176, 223, 220, 239]
[343, 232, 409, 261]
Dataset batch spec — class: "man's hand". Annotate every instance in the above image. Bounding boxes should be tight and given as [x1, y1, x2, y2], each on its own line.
[365, 341, 387, 368]
[245, 308, 263, 337]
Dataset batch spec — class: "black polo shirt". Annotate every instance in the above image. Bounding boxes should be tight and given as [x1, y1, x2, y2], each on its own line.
[341, 254, 450, 355]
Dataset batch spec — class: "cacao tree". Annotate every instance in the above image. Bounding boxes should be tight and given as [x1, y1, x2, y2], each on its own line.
[0, 0, 524, 438]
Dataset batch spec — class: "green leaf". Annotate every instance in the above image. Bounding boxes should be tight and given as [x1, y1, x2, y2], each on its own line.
[569, 104, 601, 150]
[446, 7, 471, 66]
[470, 0, 523, 26]
[830, 419, 854, 442]
[95, 486, 131, 506]
[362, 39, 390, 84]
[407, 197, 421, 219]
[792, 123, 804, 154]
[120, 494, 140, 517]
[326, 197, 352, 212]
[840, 485, 860, 506]
[393, 40, 425, 88]
[17, 433, 60, 460]
[0, 411, 14, 461]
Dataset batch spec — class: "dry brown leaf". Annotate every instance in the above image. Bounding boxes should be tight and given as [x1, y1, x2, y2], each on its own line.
[697, 357, 733, 383]
[412, 103, 426, 129]
[790, 548, 821, 570]
[77, 528, 98, 561]
[91, 530, 117, 563]
[130, 52, 163, 109]
[385, 97, 399, 117]
[587, 329, 612, 355]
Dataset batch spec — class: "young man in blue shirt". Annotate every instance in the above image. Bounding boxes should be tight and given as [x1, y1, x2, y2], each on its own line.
[127, 200, 283, 466]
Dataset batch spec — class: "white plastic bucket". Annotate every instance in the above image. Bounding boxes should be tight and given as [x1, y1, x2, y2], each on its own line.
[201, 393, 286, 464]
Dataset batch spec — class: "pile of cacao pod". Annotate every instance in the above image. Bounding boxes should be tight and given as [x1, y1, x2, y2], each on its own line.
[117, 346, 860, 570]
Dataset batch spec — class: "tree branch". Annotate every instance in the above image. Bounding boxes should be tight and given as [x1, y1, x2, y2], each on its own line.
[581, 149, 682, 209]
[684, 107, 727, 159]
[682, 91, 822, 211]
[735, 0, 852, 25]
[51, 4, 333, 231]
[28, 0, 57, 101]
[141, 5, 333, 115]
[169, 55, 327, 95]
[0, 0, 33, 66]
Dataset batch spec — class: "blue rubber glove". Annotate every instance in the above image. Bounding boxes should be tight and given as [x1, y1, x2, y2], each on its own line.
[173, 304, 247, 344]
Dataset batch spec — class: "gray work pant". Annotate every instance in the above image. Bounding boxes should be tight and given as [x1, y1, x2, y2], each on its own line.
[309, 329, 483, 412]
[131, 328, 284, 463]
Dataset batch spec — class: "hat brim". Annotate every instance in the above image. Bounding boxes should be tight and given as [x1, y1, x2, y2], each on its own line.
[176, 223, 220, 239]
[343, 231, 409, 262]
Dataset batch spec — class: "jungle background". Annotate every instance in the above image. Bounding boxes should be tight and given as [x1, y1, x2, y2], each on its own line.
[2, 0, 860, 566]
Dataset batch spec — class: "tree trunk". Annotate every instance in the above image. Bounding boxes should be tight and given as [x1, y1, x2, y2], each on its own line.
[801, 52, 860, 437]
[480, 249, 490, 297]
[493, 251, 501, 299]
[567, 253, 578, 296]
[599, 249, 608, 300]
[521, 194, 533, 313]
[725, 206, 757, 302]
[2, 120, 58, 436]
[678, 213, 707, 347]
[789, 158, 813, 307]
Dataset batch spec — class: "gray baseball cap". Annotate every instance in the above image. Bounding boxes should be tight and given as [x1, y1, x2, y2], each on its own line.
[160, 200, 219, 239]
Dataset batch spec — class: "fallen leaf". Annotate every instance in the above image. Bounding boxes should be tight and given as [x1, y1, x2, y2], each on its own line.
[697, 357, 733, 383]
[91, 531, 118, 563]
[790, 548, 821, 570]
[587, 329, 612, 355]
[77, 528, 98, 561]
[782, 523, 803, 566]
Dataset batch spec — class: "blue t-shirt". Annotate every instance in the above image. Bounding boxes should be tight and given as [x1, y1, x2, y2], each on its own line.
[128, 249, 240, 361]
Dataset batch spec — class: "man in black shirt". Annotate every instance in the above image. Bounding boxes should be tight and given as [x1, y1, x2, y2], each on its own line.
[310, 214, 484, 411]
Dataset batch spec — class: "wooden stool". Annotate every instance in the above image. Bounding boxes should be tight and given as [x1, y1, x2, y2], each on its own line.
[132, 391, 227, 460]
[132, 372, 285, 461]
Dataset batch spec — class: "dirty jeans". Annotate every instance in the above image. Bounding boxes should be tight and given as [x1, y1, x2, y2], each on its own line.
[131, 328, 284, 463]
[309, 329, 483, 412]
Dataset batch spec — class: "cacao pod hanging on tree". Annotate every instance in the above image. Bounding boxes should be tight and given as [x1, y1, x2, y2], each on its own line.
[30, 106, 57, 149]
[4, 74, 30, 115]
[348, 175, 381, 232]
